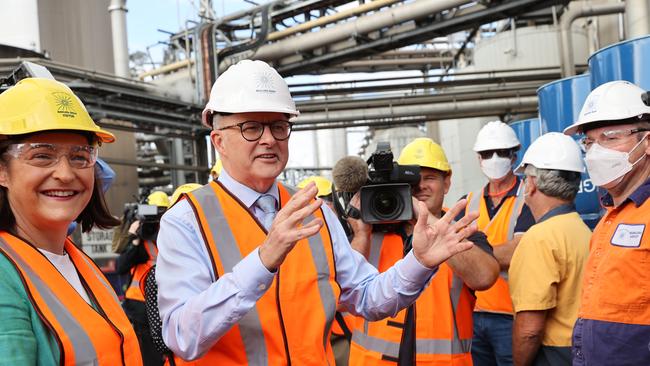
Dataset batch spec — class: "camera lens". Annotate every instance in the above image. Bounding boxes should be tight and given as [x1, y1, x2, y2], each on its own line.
[370, 188, 404, 220]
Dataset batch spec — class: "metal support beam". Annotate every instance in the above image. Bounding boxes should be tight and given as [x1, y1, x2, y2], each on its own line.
[560, 2, 625, 77]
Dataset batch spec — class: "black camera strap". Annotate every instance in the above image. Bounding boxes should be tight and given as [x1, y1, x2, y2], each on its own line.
[398, 231, 416, 365]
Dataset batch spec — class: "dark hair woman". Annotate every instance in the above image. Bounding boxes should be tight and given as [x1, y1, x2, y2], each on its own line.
[0, 78, 142, 365]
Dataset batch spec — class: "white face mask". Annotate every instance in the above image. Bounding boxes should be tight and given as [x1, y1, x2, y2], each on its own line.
[584, 137, 647, 187]
[480, 153, 512, 180]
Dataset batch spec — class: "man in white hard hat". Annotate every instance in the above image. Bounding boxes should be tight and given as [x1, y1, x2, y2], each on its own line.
[154, 60, 479, 364]
[563, 80, 650, 365]
[456, 120, 535, 366]
[507, 132, 591, 366]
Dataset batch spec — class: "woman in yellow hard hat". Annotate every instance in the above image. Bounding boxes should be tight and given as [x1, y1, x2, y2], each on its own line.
[0, 78, 142, 365]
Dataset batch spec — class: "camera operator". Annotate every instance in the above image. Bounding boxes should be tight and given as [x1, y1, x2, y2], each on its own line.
[345, 139, 499, 365]
[117, 190, 169, 366]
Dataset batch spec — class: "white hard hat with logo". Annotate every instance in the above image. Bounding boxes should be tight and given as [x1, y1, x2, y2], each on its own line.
[473, 120, 520, 152]
[201, 60, 300, 128]
[563, 80, 650, 135]
[515, 132, 584, 174]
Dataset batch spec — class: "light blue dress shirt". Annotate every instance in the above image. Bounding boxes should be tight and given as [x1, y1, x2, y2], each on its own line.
[156, 169, 437, 360]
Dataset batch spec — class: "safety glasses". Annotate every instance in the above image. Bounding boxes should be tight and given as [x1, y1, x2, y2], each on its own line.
[4, 143, 99, 169]
[579, 128, 650, 152]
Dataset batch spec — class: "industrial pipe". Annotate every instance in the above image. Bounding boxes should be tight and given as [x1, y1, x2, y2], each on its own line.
[221, 0, 470, 69]
[626, 0, 650, 38]
[108, 0, 130, 78]
[560, 2, 625, 77]
[295, 96, 538, 124]
[267, 0, 403, 41]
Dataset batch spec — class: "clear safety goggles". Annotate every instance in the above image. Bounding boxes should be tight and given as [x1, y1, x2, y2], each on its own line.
[4, 143, 99, 169]
[579, 127, 650, 152]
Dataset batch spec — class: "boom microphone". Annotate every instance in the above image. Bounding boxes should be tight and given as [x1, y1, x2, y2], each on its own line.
[332, 156, 369, 193]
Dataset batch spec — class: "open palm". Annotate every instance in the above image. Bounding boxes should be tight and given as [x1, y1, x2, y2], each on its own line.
[411, 199, 478, 268]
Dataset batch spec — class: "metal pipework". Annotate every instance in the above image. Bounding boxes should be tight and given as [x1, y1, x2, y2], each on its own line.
[560, 2, 625, 77]
[108, 0, 130, 78]
[295, 96, 538, 124]
[626, 0, 650, 38]
[267, 0, 403, 41]
[223, 0, 470, 68]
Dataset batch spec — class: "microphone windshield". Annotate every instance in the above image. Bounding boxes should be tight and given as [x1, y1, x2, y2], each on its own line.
[332, 156, 368, 193]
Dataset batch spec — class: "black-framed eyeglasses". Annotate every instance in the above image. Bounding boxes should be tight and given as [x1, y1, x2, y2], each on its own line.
[478, 149, 514, 160]
[216, 120, 293, 141]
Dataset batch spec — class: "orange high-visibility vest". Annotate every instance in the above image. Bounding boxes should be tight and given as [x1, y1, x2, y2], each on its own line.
[579, 198, 650, 324]
[465, 186, 524, 315]
[124, 240, 157, 302]
[0, 232, 142, 366]
[349, 232, 475, 365]
[173, 181, 340, 365]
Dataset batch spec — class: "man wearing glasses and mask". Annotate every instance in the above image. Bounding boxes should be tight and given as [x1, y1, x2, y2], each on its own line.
[154, 60, 480, 364]
[455, 121, 535, 366]
[564, 80, 650, 365]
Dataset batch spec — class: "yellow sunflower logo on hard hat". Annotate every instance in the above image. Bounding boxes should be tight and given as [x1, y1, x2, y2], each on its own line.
[52, 92, 77, 118]
[255, 71, 276, 93]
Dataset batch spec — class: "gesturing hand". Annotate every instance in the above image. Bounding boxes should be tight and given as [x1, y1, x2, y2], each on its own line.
[411, 199, 479, 269]
[258, 182, 324, 271]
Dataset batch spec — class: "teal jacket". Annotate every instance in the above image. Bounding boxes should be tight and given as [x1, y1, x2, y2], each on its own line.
[0, 253, 60, 365]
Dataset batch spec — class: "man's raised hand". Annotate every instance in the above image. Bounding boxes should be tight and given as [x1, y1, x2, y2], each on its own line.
[258, 182, 324, 271]
[411, 199, 479, 269]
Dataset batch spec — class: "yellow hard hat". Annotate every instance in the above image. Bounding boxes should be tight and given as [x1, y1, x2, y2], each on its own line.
[211, 159, 223, 176]
[0, 78, 115, 143]
[398, 138, 451, 172]
[147, 191, 170, 208]
[170, 183, 202, 206]
[297, 176, 332, 197]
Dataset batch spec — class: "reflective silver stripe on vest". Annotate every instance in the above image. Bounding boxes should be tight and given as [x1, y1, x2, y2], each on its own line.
[191, 185, 268, 365]
[76, 252, 120, 304]
[0, 237, 98, 364]
[354, 232, 472, 357]
[282, 185, 337, 351]
[467, 189, 481, 216]
[469, 185, 525, 242]
[507, 185, 526, 240]
[352, 331, 473, 357]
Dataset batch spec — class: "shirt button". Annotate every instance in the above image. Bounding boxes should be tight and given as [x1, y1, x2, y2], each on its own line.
[258, 284, 267, 291]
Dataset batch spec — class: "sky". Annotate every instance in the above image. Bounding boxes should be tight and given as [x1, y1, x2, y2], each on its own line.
[127, 0, 254, 65]
[126, 0, 367, 168]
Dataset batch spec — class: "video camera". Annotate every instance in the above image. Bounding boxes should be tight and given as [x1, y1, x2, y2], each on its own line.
[134, 203, 165, 241]
[359, 142, 420, 224]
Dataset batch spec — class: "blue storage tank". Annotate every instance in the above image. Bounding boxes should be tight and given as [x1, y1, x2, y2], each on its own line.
[589, 35, 650, 89]
[537, 75, 602, 228]
[510, 118, 542, 169]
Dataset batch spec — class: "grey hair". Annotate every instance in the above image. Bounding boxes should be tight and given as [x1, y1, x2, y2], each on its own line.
[524, 165, 581, 201]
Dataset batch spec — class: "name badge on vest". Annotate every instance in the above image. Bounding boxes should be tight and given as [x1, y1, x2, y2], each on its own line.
[611, 224, 645, 248]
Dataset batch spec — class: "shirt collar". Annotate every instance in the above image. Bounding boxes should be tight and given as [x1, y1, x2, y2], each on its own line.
[537, 203, 576, 224]
[482, 176, 521, 198]
[217, 168, 279, 209]
[600, 177, 650, 208]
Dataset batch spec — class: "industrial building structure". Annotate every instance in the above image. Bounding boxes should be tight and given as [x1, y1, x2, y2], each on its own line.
[1, 0, 649, 264]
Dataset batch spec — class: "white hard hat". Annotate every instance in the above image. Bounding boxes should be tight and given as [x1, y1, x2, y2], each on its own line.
[201, 60, 300, 128]
[564, 80, 650, 135]
[515, 132, 584, 174]
[473, 120, 520, 152]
